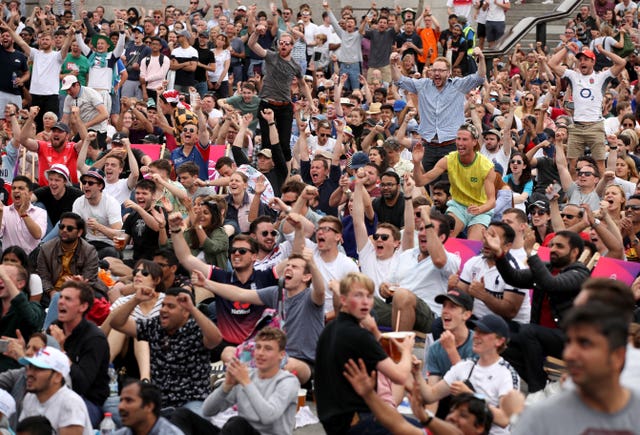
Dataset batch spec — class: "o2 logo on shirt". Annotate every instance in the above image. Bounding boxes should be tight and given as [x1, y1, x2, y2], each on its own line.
[580, 88, 594, 101]
[470, 177, 478, 183]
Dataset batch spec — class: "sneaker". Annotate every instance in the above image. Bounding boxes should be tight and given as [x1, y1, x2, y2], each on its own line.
[542, 0, 553, 4]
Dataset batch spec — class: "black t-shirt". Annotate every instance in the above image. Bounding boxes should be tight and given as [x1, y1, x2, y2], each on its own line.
[33, 185, 83, 224]
[373, 196, 405, 229]
[123, 205, 168, 259]
[395, 31, 423, 61]
[193, 44, 215, 83]
[533, 157, 560, 195]
[315, 312, 388, 423]
[0, 46, 28, 95]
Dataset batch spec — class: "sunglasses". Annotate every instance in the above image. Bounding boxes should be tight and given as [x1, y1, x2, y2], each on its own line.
[230, 247, 252, 255]
[316, 226, 339, 234]
[279, 40, 292, 46]
[560, 213, 577, 219]
[134, 268, 150, 277]
[372, 233, 390, 241]
[183, 127, 197, 133]
[510, 159, 523, 164]
[260, 230, 278, 237]
[577, 171, 595, 177]
[319, 133, 331, 138]
[625, 204, 640, 211]
[532, 210, 548, 216]
[283, 200, 295, 206]
[58, 223, 77, 232]
[83, 180, 99, 186]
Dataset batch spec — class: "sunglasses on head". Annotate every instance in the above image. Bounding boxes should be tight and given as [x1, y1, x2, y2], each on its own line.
[134, 268, 150, 277]
[372, 233, 390, 241]
[261, 230, 278, 237]
[58, 223, 77, 232]
[230, 247, 252, 255]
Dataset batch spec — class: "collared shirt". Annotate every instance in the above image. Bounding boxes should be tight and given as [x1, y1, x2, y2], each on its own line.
[114, 416, 184, 435]
[397, 73, 484, 142]
[0, 204, 47, 253]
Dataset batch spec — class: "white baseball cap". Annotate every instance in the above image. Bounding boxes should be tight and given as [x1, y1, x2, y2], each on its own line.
[60, 75, 78, 91]
[19, 346, 70, 378]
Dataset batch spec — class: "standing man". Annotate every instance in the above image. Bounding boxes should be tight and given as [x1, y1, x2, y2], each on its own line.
[248, 28, 315, 164]
[325, 1, 363, 92]
[485, 0, 510, 48]
[0, 175, 47, 254]
[122, 26, 151, 99]
[60, 75, 109, 136]
[412, 123, 496, 240]
[140, 37, 170, 103]
[391, 48, 485, 176]
[2, 22, 71, 130]
[170, 30, 198, 94]
[48, 280, 110, 427]
[193, 30, 216, 97]
[203, 328, 298, 434]
[361, 15, 400, 84]
[512, 302, 640, 434]
[548, 45, 626, 176]
[0, 27, 28, 114]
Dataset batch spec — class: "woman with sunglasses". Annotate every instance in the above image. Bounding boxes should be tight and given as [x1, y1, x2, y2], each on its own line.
[503, 152, 533, 212]
[514, 92, 537, 120]
[183, 196, 229, 270]
[101, 260, 165, 381]
[1, 246, 42, 302]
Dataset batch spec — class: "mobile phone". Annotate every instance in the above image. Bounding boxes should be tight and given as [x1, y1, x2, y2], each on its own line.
[0, 340, 8, 353]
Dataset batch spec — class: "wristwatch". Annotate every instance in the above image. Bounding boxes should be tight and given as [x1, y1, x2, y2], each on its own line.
[420, 409, 435, 427]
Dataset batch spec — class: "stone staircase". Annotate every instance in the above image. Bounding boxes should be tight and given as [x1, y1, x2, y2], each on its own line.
[504, 0, 588, 52]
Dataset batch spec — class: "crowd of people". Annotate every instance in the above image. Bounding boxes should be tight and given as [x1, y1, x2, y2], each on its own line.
[0, 0, 637, 434]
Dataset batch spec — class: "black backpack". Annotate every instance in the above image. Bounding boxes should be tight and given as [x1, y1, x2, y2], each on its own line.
[144, 54, 165, 68]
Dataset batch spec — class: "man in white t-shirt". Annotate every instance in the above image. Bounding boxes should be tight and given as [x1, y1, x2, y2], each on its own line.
[72, 168, 123, 259]
[548, 45, 626, 177]
[480, 129, 509, 174]
[414, 314, 519, 435]
[19, 346, 93, 435]
[450, 221, 531, 326]
[485, 0, 510, 48]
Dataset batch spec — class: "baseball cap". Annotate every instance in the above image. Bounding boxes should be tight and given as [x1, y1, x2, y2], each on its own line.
[482, 129, 501, 139]
[339, 97, 354, 106]
[132, 25, 144, 33]
[393, 100, 407, 112]
[237, 5, 247, 11]
[19, 346, 70, 378]
[44, 163, 71, 185]
[177, 29, 191, 38]
[576, 48, 596, 61]
[112, 132, 128, 143]
[435, 290, 474, 311]
[528, 199, 550, 213]
[499, 96, 511, 104]
[468, 314, 510, 340]
[257, 148, 272, 159]
[60, 75, 78, 91]
[51, 122, 70, 133]
[80, 167, 106, 186]
[142, 134, 160, 143]
[349, 151, 370, 169]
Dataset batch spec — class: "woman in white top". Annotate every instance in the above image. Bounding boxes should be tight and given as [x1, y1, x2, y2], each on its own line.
[208, 33, 231, 98]
[101, 260, 165, 381]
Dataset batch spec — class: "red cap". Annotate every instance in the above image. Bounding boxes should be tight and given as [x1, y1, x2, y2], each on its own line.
[576, 48, 596, 61]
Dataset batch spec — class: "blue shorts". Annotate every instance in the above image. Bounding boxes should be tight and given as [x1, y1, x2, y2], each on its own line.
[446, 199, 493, 229]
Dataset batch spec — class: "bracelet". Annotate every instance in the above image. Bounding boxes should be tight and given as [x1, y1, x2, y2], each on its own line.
[20, 214, 28, 218]
[404, 195, 412, 200]
[170, 228, 182, 234]
[268, 122, 276, 126]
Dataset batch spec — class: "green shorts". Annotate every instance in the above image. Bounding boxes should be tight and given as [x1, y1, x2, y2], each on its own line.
[373, 296, 435, 333]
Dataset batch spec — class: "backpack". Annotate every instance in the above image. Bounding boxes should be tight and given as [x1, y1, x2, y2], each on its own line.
[144, 54, 165, 68]
[613, 32, 634, 58]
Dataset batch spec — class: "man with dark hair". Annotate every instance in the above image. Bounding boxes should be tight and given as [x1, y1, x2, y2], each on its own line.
[0, 175, 48, 254]
[372, 169, 405, 228]
[203, 327, 299, 434]
[111, 287, 222, 413]
[16, 415, 55, 435]
[451, 221, 531, 328]
[249, 215, 293, 271]
[483, 229, 590, 392]
[47, 280, 109, 427]
[513, 302, 640, 434]
[152, 248, 192, 292]
[430, 181, 451, 215]
[116, 381, 183, 435]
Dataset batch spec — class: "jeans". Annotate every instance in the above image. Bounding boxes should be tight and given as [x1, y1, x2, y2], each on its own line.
[194, 81, 208, 97]
[84, 398, 103, 428]
[248, 59, 265, 77]
[338, 62, 361, 92]
[43, 292, 60, 330]
[258, 99, 293, 162]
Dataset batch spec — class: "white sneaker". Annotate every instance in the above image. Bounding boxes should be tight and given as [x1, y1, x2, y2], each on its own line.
[542, 0, 553, 4]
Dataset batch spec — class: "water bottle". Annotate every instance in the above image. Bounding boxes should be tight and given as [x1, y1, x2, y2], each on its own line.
[11, 72, 17, 89]
[108, 364, 118, 397]
[99, 412, 116, 435]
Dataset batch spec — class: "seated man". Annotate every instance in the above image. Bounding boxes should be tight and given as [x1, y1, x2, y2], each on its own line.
[110, 287, 222, 414]
[0, 175, 47, 254]
[414, 314, 520, 435]
[202, 327, 299, 435]
[116, 380, 184, 435]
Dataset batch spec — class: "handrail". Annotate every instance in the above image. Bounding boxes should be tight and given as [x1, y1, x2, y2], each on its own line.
[483, 0, 585, 58]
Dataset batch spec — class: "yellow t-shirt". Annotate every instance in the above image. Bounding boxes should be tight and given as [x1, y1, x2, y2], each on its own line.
[446, 151, 494, 207]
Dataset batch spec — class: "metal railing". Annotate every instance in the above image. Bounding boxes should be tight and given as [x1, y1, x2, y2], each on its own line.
[483, 0, 584, 59]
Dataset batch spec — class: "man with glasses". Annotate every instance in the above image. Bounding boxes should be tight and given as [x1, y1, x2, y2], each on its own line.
[621, 194, 640, 261]
[548, 41, 626, 177]
[170, 121, 208, 180]
[391, 48, 485, 178]
[248, 28, 315, 164]
[555, 142, 602, 211]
